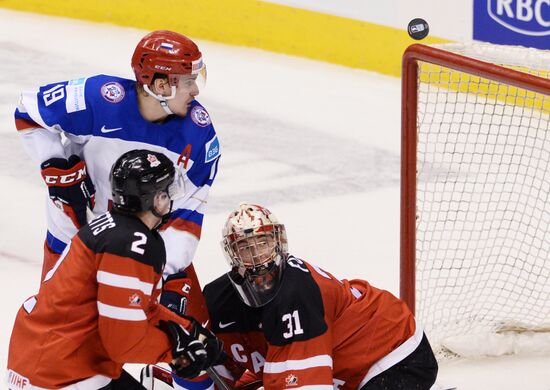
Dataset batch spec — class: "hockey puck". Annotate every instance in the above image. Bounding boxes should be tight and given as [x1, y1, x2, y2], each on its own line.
[408, 18, 429, 40]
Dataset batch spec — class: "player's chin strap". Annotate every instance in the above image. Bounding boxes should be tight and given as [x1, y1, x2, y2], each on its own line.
[143, 84, 176, 115]
[152, 201, 173, 230]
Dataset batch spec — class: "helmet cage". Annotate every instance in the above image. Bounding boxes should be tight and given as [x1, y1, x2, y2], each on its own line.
[221, 208, 288, 307]
[222, 224, 287, 274]
[228, 256, 286, 308]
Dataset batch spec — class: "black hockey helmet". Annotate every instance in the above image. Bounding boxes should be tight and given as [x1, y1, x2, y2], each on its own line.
[110, 149, 177, 214]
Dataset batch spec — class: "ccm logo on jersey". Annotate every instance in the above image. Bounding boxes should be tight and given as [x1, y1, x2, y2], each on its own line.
[43, 166, 87, 186]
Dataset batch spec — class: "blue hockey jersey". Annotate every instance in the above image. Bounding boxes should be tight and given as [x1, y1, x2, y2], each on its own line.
[15, 75, 220, 275]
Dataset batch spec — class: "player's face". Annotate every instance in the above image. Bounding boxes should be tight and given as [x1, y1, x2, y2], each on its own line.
[226, 231, 284, 307]
[166, 75, 200, 117]
[153, 190, 172, 216]
[234, 234, 279, 293]
[235, 234, 276, 269]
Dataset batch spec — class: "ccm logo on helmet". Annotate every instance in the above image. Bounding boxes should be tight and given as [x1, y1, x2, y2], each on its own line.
[154, 65, 172, 71]
[43, 166, 87, 186]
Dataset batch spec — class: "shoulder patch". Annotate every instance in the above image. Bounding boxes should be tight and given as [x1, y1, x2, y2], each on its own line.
[101, 81, 125, 103]
[190, 105, 211, 127]
[205, 135, 220, 163]
[66, 77, 87, 113]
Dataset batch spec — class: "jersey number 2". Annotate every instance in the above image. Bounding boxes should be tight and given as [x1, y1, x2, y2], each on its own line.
[131, 232, 147, 255]
[282, 310, 304, 339]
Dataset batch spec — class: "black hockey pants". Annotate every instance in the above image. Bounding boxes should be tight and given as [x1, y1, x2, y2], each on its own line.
[360, 333, 438, 390]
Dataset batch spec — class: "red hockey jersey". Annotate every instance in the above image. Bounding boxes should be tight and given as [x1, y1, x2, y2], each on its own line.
[204, 256, 421, 390]
[7, 211, 191, 389]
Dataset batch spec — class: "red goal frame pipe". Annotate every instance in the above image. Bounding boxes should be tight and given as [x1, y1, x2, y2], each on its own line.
[400, 44, 550, 314]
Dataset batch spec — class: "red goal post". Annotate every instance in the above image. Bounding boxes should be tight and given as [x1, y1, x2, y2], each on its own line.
[400, 43, 550, 357]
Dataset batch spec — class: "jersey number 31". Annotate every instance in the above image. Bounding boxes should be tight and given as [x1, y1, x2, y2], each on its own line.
[282, 310, 304, 339]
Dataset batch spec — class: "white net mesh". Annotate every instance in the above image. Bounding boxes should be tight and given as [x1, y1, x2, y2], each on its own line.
[414, 42, 550, 358]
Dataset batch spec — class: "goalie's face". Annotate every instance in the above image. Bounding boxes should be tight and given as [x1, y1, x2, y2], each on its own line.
[225, 233, 286, 308]
[235, 234, 280, 291]
[234, 234, 277, 269]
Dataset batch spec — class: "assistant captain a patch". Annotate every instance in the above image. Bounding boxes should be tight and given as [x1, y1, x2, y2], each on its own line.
[101, 82, 125, 103]
[190, 105, 211, 127]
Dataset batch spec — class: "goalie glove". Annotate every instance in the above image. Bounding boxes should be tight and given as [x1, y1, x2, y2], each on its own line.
[41, 155, 95, 228]
[160, 320, 208, 379]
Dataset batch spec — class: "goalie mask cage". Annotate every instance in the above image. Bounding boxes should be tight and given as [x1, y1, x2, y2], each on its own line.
[401, 43, 550, 358]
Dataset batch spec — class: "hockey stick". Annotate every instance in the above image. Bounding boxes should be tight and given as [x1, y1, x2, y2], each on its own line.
[206, 367, 233, 390]
[196, 330, 233, 389]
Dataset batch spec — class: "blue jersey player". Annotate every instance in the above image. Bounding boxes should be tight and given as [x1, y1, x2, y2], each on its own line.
[14, 31, 220, 343]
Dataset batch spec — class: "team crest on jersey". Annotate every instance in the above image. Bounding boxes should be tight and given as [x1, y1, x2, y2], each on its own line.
[101, 82, 125, 103]
[129, 293, 141, 307]
[190, 105, 211, 127]
[285, 374, 298, 386]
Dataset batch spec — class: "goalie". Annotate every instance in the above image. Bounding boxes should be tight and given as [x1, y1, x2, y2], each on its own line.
[199, 203, 439, 389]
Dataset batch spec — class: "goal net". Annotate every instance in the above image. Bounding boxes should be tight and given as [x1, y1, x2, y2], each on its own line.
[400, 42, 550, 358]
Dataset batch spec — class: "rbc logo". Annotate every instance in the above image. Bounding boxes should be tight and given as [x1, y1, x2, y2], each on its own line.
[488, 0, 550, 36]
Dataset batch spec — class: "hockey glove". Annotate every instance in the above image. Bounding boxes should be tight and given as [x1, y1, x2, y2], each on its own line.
[160, 320, 208, 378]
[160, 271, 193, 316]
[41, 155, 95, 228]
[197, 324, 225, 368]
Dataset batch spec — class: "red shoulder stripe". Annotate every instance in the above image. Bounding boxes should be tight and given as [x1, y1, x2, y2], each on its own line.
[15, 118, 40, 131]
[161, 218, 202, 239]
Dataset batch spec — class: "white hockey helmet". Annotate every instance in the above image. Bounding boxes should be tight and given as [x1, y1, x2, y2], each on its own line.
[221, 203, 288, 307]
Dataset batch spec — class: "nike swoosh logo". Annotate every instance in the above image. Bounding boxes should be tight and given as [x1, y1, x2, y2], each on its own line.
[100, 125, 123, 133]
[202, 320, 209, 328]
[219, 321, 236, 329]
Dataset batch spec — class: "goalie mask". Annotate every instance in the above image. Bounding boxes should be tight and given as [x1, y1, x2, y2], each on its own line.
[221, 203, 288, 308]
